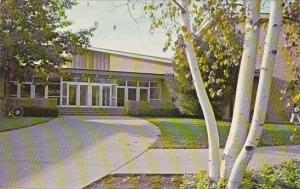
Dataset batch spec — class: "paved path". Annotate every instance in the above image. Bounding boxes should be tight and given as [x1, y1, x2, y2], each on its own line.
[0, 116, 160, 189]
[114, 145, 300, 174]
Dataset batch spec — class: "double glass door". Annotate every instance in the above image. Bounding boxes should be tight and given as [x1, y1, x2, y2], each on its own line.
[62, 82, 116, 107]
[91, 85, 109, 107]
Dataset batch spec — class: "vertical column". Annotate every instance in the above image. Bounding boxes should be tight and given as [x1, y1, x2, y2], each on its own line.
[99, 85, 103, 107]
[30, 84, 35, 98]
[125, 81, 128, 103]
[88, 84, 92, 106]
[45, 85, 48, 98]
[76, 84, 80, 106]
[66, 83, 69, 106]
[17, 82, 21, 98]
[60, 77, 63, 106]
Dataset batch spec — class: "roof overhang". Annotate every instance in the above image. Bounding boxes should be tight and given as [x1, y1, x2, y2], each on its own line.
[88, 47, 172, 64]
[60, 68, 172, 79]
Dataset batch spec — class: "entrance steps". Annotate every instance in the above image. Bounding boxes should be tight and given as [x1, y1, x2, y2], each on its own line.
[58, 107, 126, 116]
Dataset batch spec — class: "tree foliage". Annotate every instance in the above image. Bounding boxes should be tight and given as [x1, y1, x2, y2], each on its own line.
[144, 0, 243, 117]
[282, 0, 300, 104]
[0, 0, 95, 84]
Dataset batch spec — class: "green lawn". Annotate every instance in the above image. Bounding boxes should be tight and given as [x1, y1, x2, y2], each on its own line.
[145, 117, 300, 149]
[0, 117, 52, 132]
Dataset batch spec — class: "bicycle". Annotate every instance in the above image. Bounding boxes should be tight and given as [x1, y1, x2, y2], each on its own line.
[8, 105, 24, 118]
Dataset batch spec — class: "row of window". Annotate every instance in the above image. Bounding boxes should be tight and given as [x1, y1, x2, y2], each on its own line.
[9, 82, 60, 104]
[9, 80, 161, 107]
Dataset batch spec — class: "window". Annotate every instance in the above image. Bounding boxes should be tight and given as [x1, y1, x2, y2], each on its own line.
[140, 88, 148, 101]
[9, 82, 17, 97]
[150, 88, 160, 100]
[61, 83, 68, 105]
[35, 84, 45, 98]
[128, 88, 137, 101]
[80, 85, 88, 106]
[21, 83, 31, 98]
[48, 84, 60, 97]
[117, 87, 125, 106]
[48, 83, 60, 105]
[150, 81, 160, 100]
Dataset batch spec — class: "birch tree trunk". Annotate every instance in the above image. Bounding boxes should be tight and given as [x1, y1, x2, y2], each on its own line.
[179, 0, 220, 183]
[220, 0, 261, 180]
[227, 1, 283, 188]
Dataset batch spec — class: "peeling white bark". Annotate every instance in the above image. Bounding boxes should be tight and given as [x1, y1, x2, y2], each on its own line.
[179, 0, 220, 182]
[227, 1, 283, 188]
[220, 0, 262, 180]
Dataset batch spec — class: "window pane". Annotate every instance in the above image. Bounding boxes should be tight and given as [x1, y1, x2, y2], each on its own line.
[21, 84, 31, 98]
[9, 82, 17, 97]
[69, 85, 77, 105]
[150, 88, 160, 100]
[139, 81, 149, 87]
[117, 88, 125, 106]
[102, 86, 111, 106]
[48, 84, 60, 96]
[92, 86, 100, 106]
[62, 83, 67, 96]
[62, 97, 67, 105]
[35, 85, 45, 98]
[140, 89, 148, 101]
[80, 85, 88, 106]
[128, 88, 136, 101]
[127, 81, 137, 87]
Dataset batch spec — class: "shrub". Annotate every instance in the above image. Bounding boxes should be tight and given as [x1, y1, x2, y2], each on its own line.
[23, 106, 58, 117]
[125, 101, 181, 117]
[180, 160, 300, 189]
[241, 160, 300, 189]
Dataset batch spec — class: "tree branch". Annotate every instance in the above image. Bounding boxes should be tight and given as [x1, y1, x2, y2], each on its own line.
[172, 0, 185, 14]
[283, 16, 300, 25]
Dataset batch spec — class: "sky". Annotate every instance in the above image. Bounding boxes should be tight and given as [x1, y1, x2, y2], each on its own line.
[66, 0, 173, 59]
[66, 0, 271, 59]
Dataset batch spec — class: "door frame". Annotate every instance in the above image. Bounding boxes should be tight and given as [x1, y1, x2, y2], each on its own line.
[60, 81, 118, 108]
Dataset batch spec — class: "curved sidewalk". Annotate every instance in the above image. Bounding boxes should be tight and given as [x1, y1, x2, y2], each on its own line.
[114, 145, 300, 174]
[0, 116, 160, 189]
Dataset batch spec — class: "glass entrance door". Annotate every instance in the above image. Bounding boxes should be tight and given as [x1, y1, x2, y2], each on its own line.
[92, 85, 100, 106]
[102, 86, 111, 107]
[62, 82, 117, 108]
[69, 84, 77, 106]
[80, 85, 88, 106]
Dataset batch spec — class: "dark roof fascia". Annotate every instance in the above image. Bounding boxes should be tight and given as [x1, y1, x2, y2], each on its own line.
[59, 68, 173, 79]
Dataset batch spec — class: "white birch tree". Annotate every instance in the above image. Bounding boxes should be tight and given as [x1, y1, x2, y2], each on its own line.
[144, 0, 285, 187]
[227, 0, 283, 188]
[220, 0, 262, 180]
[178, 0, 221, 183]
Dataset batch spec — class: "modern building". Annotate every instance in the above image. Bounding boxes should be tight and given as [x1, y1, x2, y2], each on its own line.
[0, 41, 298, 121]
[0, 47, 176, 116]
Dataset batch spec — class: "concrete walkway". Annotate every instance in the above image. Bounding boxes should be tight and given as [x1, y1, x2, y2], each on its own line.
[114, 145, 300, 174]
[0, 116, 160, 189]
